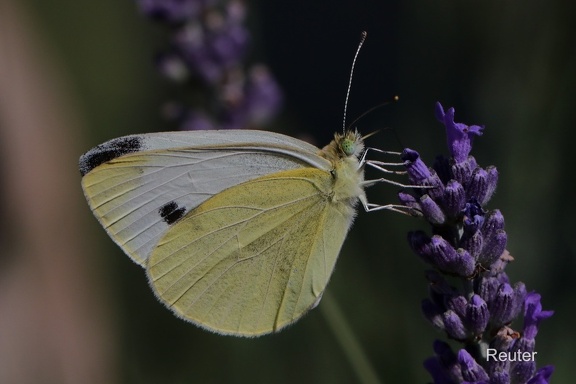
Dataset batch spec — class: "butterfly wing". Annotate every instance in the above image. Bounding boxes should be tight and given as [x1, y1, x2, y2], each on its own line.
[80, 131, 331, 265]
[147, 167, 355, 336]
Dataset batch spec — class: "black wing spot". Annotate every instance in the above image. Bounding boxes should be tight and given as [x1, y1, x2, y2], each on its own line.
[159, 201, 186, 225]
[79, 136, 144, 176]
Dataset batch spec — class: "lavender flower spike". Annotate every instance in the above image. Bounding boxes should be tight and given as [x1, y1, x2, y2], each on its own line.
[402, 102, 554, 384]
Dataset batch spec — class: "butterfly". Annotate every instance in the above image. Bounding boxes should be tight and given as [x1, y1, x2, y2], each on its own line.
[79, 129, 408, 336]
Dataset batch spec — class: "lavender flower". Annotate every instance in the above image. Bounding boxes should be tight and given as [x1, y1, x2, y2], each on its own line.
[136, 0, 282, 130]
[401, 102, 554, 384]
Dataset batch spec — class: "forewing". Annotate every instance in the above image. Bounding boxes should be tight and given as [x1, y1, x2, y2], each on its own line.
[147, 168, 352, 336]
[80, 131, 331, 265]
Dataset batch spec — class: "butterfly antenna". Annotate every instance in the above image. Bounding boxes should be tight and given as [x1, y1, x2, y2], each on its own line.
[347, 96, 400, 130]
[342, 31, 367, 133]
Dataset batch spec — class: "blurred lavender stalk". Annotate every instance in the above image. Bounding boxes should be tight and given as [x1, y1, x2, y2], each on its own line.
[136, 0, 283, 130]
[400, 102, 554, 384]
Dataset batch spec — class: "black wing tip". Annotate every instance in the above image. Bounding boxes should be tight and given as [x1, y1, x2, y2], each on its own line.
[79, 136, 144, 176]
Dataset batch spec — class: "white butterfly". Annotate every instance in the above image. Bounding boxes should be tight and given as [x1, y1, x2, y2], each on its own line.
[80, 129, 408, 336]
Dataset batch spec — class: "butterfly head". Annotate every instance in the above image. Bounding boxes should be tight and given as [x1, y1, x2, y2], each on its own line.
[340, 130, 366, 157]
[321, 130, 365, 163]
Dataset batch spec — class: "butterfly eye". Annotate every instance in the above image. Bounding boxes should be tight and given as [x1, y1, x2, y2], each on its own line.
[341, 138, 356, 156]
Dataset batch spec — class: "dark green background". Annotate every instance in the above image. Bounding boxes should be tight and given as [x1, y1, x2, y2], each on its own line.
[5, 0, 574, 382]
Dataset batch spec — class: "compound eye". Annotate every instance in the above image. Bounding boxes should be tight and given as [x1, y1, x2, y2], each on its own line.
[341, 138, 355, 156]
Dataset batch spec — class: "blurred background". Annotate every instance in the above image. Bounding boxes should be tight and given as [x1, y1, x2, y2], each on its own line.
[1, 0, 574, 383]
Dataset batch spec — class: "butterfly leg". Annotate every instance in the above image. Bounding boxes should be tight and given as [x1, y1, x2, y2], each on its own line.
[365, 160, 407, 175]
[362, 146, 402, 158]
[360, 148, 408, 176]
[358, 194, 420, 215]
[361, 177, 426, 189]
[360, 147, 405, 166]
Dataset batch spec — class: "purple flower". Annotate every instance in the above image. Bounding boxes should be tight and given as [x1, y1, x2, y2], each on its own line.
[138, 0, 283, 131]
[435, 102, 484, 163]
[424, 340, 464, 383]
[521, 293, 554, 344]
[465, 295, 489, 335]
[527, 366, 555, 384]
[458, 349, 489, 382]
[137, 0, 204, 23]
[402, 103, 553, 383]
